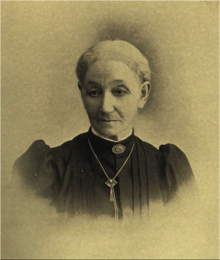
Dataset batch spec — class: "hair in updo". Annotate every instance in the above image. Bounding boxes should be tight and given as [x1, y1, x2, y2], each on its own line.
[76, 40, 151, 85]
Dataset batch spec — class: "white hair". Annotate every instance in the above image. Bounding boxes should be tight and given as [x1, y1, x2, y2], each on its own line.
[76, 40, 151, 84]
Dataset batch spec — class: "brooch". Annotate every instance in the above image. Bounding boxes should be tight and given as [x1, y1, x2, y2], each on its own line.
[112, 144, 126, 154]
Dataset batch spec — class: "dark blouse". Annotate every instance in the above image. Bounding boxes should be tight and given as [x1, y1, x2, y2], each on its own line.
[12, 129, 195, 220]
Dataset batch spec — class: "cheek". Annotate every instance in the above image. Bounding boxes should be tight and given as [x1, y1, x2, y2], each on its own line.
[125, 105, 138, 117]
[83, 98, 100, 116]
[118, 99, 139, 119]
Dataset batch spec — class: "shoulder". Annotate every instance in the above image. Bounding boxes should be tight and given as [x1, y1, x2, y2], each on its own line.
[52, 132, 87, 150]
[135, 136, 194, 184]
[135, 136, 159, 156]
[142, 139, 195, 202]
[158, 143, 194, 183]
[136, 137, 191, 163]
[13, 132, 88, 173]
[11, 133, 89, 191]
[50, 132, 88, 160]
[158, 143, 192, 173]
[159, 143, 188, 159]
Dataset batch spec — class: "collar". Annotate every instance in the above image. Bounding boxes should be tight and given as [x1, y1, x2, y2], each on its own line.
[88, 127, 135, 158]
[91, 127, 133, 142]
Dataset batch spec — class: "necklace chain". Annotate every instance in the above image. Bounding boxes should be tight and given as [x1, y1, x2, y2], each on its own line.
[88, 138, 135, 221]
[88, 139, 135, 181]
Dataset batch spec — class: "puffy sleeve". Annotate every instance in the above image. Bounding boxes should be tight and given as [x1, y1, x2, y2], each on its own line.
[11, 140, 55, 198]
[159, 143, 196, 202]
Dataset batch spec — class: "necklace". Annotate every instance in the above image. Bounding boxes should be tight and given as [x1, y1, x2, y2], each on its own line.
[88, 139, 135, 221]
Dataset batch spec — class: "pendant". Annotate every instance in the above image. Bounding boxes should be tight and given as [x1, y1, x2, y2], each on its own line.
[112, 144, 126, 154]
[105, 179, 118, 188]
[105, 179, 118, 201]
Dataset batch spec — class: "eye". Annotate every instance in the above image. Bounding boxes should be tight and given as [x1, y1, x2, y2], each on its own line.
[113, 86, 130, 96]
[113, 89, 125, 96]
[88, 89, 101, 97]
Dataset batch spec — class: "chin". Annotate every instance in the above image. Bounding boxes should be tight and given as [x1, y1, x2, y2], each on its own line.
[92, 125, 119, 138]
[98, 128, 118, 138]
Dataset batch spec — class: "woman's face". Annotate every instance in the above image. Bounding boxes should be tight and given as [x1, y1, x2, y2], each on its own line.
[80, 59, 148, 140]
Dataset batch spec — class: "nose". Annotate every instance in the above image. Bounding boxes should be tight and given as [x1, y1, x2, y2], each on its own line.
[99, 92, 115, 114]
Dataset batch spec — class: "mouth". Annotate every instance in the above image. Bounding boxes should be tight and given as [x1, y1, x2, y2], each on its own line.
[97, 119, 120, 122]
[92, 118, 121, 129]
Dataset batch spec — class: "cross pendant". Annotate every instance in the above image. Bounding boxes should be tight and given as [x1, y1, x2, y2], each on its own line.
[105, 179, 118, 201]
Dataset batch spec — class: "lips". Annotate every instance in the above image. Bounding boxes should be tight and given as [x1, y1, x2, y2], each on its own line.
[97, 119, 120, 122]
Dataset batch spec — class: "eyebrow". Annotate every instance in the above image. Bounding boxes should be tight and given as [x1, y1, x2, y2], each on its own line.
[110, 80, 131, 92]
[86, 81, 101, 86]
[87, 79, 127, 85]
[85, 80, 130, 92]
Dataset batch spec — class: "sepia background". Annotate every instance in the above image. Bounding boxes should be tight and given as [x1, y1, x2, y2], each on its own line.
[2, 1, 219, 259]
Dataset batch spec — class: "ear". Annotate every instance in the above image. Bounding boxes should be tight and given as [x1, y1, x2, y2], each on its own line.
[78, 82, 82, 91]
[138, 81, 151, 109]
[78, 82, 87, 110]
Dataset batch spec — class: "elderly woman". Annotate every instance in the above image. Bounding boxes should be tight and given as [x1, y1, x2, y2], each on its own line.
[12, 40, 194, 221]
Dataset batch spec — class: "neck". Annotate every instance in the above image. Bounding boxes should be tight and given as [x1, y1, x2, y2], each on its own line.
[91, 127, 133, 142]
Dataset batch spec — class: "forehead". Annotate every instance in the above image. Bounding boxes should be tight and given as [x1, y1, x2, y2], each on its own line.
[84, 59, 140, 85]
